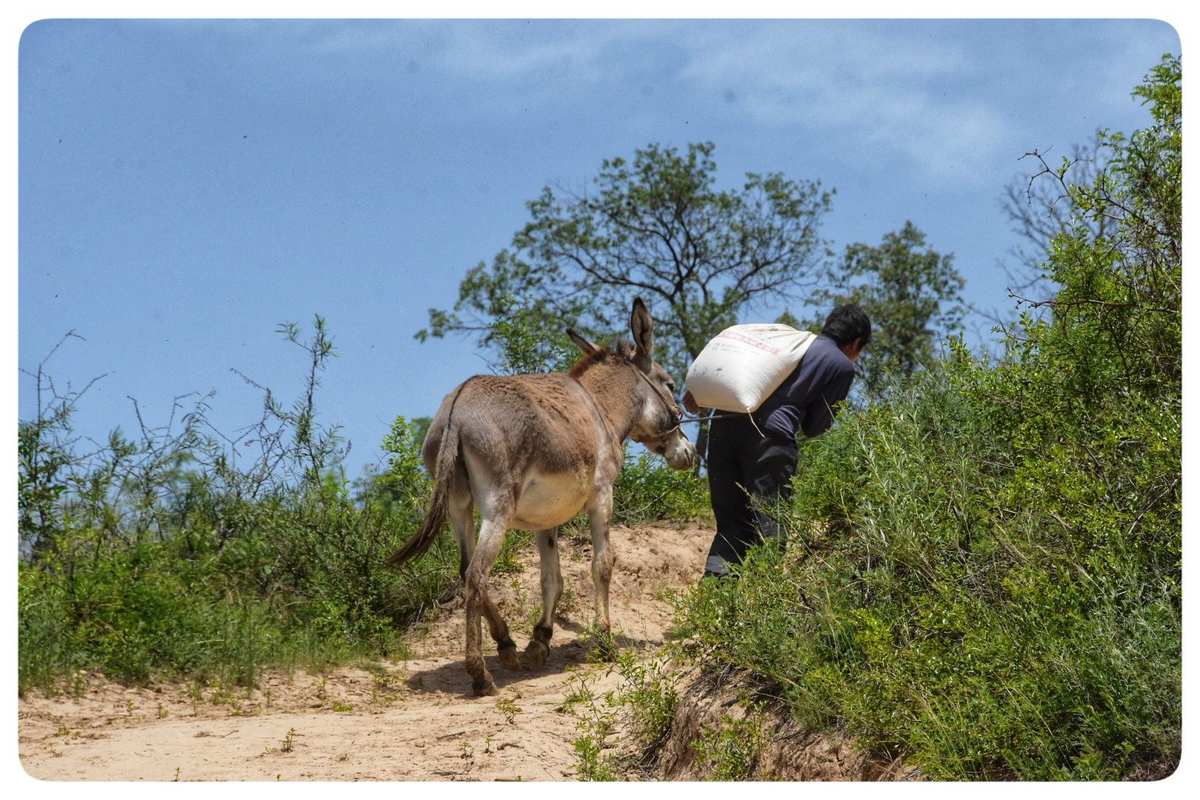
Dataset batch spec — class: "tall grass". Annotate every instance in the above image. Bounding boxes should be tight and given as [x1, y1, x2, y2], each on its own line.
[676, 361, 1179, 779]
[675, 57, 1181, 780]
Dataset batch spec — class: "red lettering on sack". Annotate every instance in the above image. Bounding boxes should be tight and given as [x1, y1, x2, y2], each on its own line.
[718, 330, 782, 355]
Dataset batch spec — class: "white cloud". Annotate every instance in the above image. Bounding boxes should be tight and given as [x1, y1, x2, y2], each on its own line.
[305, 20, 646, 84]
[436, 24, 618, 82]
[675, 22, 1016, 183]
[291, 20, 1174, 184]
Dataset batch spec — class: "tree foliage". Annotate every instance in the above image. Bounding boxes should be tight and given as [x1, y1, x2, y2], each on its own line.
[817, 221, 966, 399]
[418, 141, 834, 380]
[486, 307, 579, 375]
[1011, 52, 1181, 394]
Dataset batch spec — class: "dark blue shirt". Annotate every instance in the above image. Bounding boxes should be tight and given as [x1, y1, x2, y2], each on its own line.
[753, 334, 857, 442]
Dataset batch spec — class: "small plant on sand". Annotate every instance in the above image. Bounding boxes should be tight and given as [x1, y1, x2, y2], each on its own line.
[692, 713, 768, 781]
[493, 530, 532, 576]
[614, 651, 678, 753]
[502, 574, 533, 626]
[569, 671, 621, 780]
[555, 586, 580, 619]
[189, 681, 203, 714]
[575, 732, 621, 781]
[581, 624, 619, 663]
[558, 674, 595, 714]
[279, 727, 298, 753]
[361, 661, 402, 707]
[496, 694, 522, 725]
[567, 647, 684, 779]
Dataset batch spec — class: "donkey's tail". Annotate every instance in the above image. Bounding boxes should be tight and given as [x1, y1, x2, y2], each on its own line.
[385, 382, 469, 569]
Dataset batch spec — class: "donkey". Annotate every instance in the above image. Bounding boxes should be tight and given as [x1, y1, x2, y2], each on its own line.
[386, 298, 695, 696]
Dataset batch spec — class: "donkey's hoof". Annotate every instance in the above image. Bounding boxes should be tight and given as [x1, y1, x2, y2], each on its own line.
[498, 644, 521, 672]
[471, 674, 498, 697]
[521, 640, 549, 670]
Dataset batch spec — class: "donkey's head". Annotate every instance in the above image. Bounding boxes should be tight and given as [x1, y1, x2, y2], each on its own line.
[569, 298, 696, 470]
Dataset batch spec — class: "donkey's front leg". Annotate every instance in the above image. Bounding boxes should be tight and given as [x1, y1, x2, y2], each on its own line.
[586, 487, 617, 658]
[522, 528, 562, 670]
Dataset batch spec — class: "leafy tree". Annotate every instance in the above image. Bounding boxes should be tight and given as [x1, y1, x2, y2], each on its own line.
[486, 306, 578, 375]
[417, 141, 834, 381]
[1019, 52, 1181, 393]
[773, 309, 802, 328]
[818, 221, 966, 399]
[356, 415, 434, 509]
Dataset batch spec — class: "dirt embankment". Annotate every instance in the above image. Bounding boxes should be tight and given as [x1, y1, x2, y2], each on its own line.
[19, 524, 712, 781]
[651, 668, 920, 781]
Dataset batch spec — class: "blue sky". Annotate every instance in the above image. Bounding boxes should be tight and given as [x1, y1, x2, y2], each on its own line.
[18, 19, 1179, 478]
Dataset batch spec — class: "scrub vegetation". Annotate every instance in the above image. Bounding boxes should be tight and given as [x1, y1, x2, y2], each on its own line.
[18, 318, 709, 695]
[674, 55, 1181, 780]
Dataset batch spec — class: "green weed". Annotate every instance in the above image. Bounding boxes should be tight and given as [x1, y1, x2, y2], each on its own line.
[693, 714, 768, 781]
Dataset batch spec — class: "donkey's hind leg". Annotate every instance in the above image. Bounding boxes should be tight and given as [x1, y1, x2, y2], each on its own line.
[463, 514, 512, 696]
[484, 587, 520, 672]
[449, 490, 474, 596]
[450, 494, 518, 671]
[522, 528, 562, 670]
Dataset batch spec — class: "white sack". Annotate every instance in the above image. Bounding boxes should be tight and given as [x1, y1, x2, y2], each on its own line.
[685, 324, 818, 413]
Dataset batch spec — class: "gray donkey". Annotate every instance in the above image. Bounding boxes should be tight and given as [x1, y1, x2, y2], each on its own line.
[387, 298, 696, 696]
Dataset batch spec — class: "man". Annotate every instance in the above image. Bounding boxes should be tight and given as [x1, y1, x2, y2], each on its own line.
[683, 304, 871, 578]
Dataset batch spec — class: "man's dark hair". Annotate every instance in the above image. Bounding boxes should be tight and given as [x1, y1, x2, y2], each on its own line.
[821, 304, 872, 348]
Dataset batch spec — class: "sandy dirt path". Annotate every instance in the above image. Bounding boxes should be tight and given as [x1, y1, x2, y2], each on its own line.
[19, 523, 712, 781]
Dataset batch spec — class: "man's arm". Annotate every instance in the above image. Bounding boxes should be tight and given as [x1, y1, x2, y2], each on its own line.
[800, 366, 855, 438]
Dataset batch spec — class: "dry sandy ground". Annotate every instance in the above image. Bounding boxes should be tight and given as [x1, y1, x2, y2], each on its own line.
[19, 523, 712, 781]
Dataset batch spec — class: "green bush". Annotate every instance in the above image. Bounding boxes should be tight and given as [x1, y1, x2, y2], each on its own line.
[613, 651, 678, 751]
[693, 713, 768, 781]
[679, 351, 1179, 778]
[567, 649, 683, 780]
[612, 450, 711, 526]
[18, 325, 458, 694]
[676, 56, 1180, 780]
[18, 468, 459, 694]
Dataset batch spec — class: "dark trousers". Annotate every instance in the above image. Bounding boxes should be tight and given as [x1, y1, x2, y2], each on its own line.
[705, 415, 797, 577]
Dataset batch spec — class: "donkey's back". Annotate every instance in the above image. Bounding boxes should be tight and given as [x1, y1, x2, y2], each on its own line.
[420, 372, 608, 497]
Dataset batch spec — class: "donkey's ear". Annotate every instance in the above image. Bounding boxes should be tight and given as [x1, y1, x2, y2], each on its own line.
[629, 297, 654, 369]
[566, 328, 600, 356]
